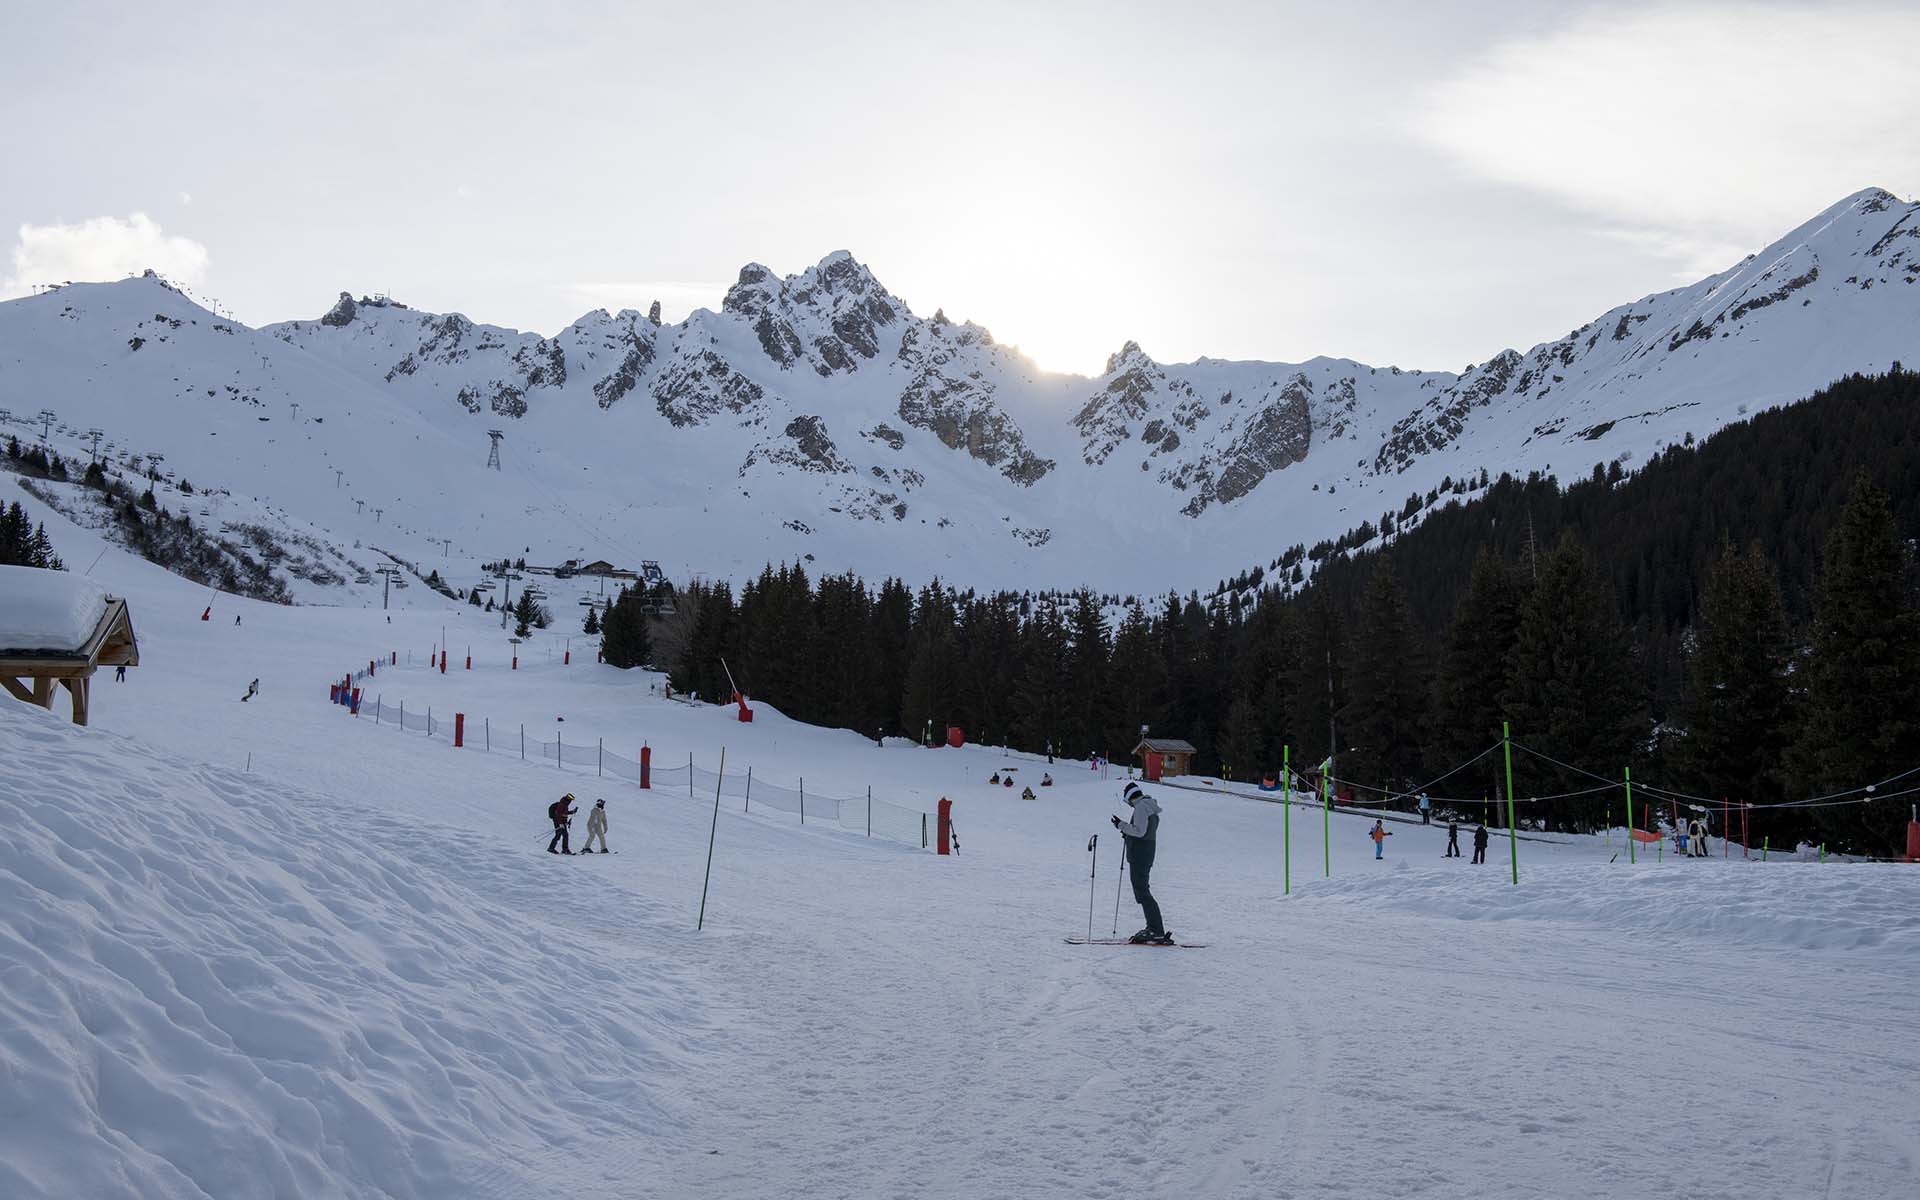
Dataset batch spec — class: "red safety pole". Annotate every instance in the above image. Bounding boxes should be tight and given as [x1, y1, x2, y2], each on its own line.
[640, 743, 651, 789]
[937, 797, 953, 855]
[369, 659, 375, 677]
[465, 646, 471, 670]
[454, 713, 465, 748]
[350, 688, 360, 715]
[1723, 797, 1728, 857]
[391, 651, 396, 665]
[564, 649, 570, 665]
[439, 650, 446, 674]
[1742, 802, 1750, 858]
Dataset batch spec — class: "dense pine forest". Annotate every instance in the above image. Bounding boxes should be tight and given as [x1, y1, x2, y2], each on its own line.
[636, 369, 1920, 855]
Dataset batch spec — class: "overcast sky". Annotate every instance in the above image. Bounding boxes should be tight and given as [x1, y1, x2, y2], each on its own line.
[2, 0, 1915, 375]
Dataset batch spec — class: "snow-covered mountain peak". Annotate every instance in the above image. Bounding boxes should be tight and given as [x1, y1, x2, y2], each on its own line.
[11, 189, 1915, 596]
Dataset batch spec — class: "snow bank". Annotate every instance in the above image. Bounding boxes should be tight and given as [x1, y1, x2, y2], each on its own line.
[0, 702, 688, 1200]
[1293, 858, 1920, 953]
[0, 564, 109, 653]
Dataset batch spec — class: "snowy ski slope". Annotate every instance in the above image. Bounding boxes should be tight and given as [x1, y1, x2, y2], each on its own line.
[2, 482, 1917, 1198]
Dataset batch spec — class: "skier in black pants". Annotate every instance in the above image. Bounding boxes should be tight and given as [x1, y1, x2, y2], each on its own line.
[1445, 819, 1461, 858]
[1471, 823, 1489, 864]
[1111, 782, 1171, 944]
[547, 793, 577, 854]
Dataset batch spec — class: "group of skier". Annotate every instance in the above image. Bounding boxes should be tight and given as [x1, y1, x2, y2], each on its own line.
[545, 793, 610, 854]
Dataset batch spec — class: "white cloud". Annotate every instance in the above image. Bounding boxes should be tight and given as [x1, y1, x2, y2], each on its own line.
[4, 213, 210, 297]
[1415, 3, 1920, 262]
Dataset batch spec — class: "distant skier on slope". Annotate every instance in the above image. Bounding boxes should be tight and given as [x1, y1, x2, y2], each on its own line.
[240, 678, 259, 702]
[1472, 823, 1489, 864]
[1370, 819, 1392, 859]
[1111, 782, 1171, 944]
[547, 793, 577, 855]
[582, 798, 608, 853]
[1418, 792, 1432, 824]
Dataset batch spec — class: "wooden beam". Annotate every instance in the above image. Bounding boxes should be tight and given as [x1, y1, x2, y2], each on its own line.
[62, 674, 90, 726]
[30, 675, 56, 709]
[0, 676, 31, 704]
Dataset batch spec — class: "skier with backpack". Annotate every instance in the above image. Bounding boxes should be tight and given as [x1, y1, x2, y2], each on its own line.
[1369, 819, 1392, 859]
[1111, 782, 1171, 944]
[1472, 823, 1489, 864]
[547, 793, 577, 855]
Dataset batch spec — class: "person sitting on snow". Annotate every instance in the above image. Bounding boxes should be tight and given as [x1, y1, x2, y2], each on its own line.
[1020, 786, 1036, 801]
[547, 793, 577, 855]
[582, 798, 609, 853]
[1112, 782, 1170, 944]
[1041, 773, 1053, 787]
[1003, 776, 1014, 788]
[990, 772, 1001, 785]
[1370, 819, 1392, 860]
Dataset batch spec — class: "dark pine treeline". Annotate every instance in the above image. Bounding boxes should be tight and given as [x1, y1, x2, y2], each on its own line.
[651, 369, 1920, 855]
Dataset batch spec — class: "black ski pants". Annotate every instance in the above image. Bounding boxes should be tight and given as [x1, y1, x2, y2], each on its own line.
[1446, 836, 1460, 857]
[1127, 839, 1164, 935]
[1472, 845, 1486, 864]
[548, 820, 571, 854]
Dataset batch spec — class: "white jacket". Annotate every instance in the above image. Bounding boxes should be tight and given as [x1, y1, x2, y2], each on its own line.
[586, 806, 608, 836]
[1117, 792, 1160, 840]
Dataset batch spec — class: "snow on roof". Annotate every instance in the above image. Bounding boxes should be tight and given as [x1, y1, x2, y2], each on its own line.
[0, 566, 113, 655]
[1136, 737, 1197, 754]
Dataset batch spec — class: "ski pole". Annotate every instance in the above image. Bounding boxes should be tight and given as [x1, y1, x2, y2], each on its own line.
[1087, 835, 1098, 944]
[1112, 848, 1126, 936]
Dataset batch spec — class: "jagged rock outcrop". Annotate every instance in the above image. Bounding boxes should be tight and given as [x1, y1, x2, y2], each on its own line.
[320, 292, 357, 327]
[895, 322, 1052, 486]
[652, 349, 764, 427]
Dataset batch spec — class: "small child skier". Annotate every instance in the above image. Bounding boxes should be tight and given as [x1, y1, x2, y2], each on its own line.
[582, 799, 608, 853]
[1370, 819, 1392, 859]
[1445, 819, 1461, 858]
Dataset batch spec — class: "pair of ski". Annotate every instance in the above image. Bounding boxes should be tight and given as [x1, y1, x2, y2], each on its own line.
[1064, 937, 1205, 949]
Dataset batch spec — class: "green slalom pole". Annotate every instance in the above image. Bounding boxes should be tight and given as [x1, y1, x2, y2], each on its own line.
[1625, 766, 1636, 864]
[1763, 836, 1769, 862]
[1502, 721, 1518, 885]
[1283, 745, 1291, 896]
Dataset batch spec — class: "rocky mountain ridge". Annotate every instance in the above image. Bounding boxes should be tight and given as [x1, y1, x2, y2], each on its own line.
[1, 189, 1912, 597]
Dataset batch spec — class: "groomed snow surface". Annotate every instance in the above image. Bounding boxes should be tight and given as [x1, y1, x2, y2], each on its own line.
[3, 493, 1919, 1198]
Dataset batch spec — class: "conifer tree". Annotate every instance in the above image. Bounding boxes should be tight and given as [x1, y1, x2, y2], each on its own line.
[1063, 591, 1112, 756]
[1107, 599, 1165, 756]
[1343, 559, 1427, 802]
[1432, 547, 1525, 802]
[600, 586, 654, 669]
[1502, 532, 1642, 830]
[1680, 540, 1791, 813]
[1791, 470, 1920, 853]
